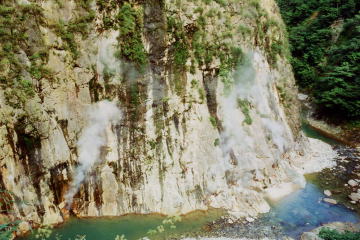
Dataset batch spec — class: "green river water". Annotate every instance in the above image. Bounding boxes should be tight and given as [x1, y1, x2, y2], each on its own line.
[20, 210, 225, 240]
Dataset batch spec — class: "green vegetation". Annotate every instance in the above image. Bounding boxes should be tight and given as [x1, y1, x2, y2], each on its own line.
[237, 98, 253, 125]
[0, 190, 26, 240]
[198, 88, 206, 102]
[115, 3, 147, 70]
[277, 0, 360, 122]
[0, 2, 46, 107]
[209, 116, 218, 128]
[29, 63, 51, 82]
[129, 83, 140, 106]
[77, 0, 93, 12]
[163, 0, 287, 97]
[252, 3, 290, 68]
[0, 221, 20, 240]
[214, 0, 227, 7]
[166, 16, 190, 95]
[165, 1, 254, 96]
[96, 1, 148, 70]
[237, 24, 252, 38]
[167, 16, 190, 68]
[54, 11, 95, 58]
[319, 228, 360, 240]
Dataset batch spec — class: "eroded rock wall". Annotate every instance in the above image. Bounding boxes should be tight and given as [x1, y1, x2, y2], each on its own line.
[0, 0, 324, 227]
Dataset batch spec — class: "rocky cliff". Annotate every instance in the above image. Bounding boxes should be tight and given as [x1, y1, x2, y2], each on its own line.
[0, 0, 335, 229]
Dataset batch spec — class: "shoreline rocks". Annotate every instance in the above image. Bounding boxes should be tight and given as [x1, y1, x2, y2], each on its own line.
[301, 222, 360, 240]
[323, 198, 337, 204]
[324, 190, 332, 196]
[307, 145, 360, 213]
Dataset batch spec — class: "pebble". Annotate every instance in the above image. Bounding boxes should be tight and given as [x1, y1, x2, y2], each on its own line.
[324, 190, 332, 196]
[246, 217, 255, 223]
[349, 192, 360, 202]
[323, 198, 337, 204]
[348, 179, 358, 187]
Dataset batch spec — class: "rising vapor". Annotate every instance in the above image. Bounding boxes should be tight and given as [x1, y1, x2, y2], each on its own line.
[65, 100, 122, 207]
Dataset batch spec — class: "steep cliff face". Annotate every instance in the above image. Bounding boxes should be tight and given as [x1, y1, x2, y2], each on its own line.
[0, 0, 333, 228]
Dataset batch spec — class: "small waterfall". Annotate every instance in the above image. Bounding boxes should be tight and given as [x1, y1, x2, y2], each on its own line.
[65, 100, 122, 207]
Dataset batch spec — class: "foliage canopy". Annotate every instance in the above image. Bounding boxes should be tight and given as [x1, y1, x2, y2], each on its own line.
[277, 0, 360, 121]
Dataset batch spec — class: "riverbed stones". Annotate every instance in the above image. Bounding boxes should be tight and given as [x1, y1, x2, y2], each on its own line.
[208, 216, 286, 239]
[300, 232, 322, 240]
[323, 198, 337, 204]
[324, 190, 332, 196]
[246, 217, 255, 223]
[348, 179, 358, 187]
[349, 193, 360, 202]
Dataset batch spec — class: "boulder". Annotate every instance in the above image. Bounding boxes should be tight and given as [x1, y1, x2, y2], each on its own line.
[348, 179, 358, 187]
[323, 198, 337, 204]
[324, 190, 332, 196]
[246, 217, 255, 223]
[349, 192, 360, 202]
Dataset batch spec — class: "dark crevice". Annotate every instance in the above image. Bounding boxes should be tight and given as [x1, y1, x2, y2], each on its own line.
[202, 71, 238, 166]
[143, 0, 167, 201]
[14, 123, 46, 218]
[49, 163, 69, 205]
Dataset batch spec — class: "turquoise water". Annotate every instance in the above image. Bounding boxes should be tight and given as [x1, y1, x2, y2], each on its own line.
[265, 183, 360, 238]
[301, 122, 340, 145]
[264, 123, 359, 238]
[20, 210, 225, 240]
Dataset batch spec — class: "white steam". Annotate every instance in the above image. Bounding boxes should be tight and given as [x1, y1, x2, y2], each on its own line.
[219, 53, 258, 169]
[261, 118, 286, 153]
[65, 100, 122, 207]
[219, 51, 288, 171]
